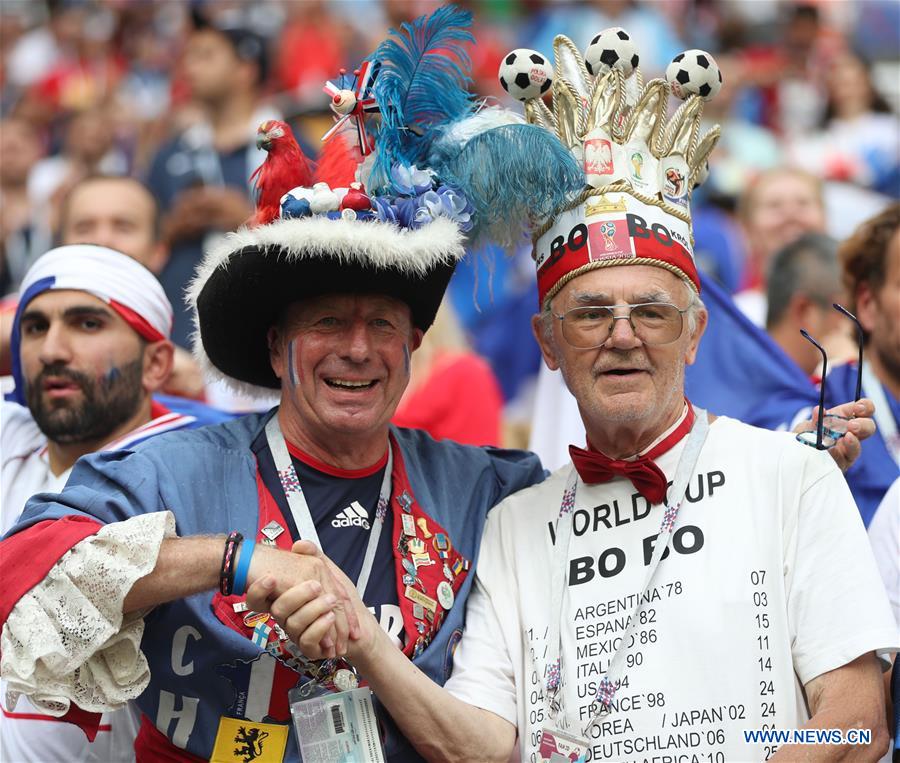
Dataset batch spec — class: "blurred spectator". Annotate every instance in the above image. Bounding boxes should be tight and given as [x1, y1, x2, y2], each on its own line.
[458, 0, 516, 101]
[28, 107, 128, 229]
[765, 233, 843, 377]
[733, 3, 839, 135]
[0, 243, 229, 762]
[1, 2, 60, 93]
[393, 300, 503, 447]
[59, 175, 166, 274]
[59, 175, 206, 401]
[698, 50, 784, 203]
[447, 243, 542, 404]
[275, 0, 350, 106]
[734, 167, 826, 325]
[145, 14, 278, 348]
[520, 0, 683, 77]
[826, 202, 900, 526]
[0, 116, 49, 294]
[114, 12, 174, 141]
[787, 50, 899, 196]
[1, 175, 206, 400]
[23, 2, 123, 125]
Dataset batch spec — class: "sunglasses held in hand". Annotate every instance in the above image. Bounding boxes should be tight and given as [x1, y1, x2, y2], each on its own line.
[795, 304, 864, 451]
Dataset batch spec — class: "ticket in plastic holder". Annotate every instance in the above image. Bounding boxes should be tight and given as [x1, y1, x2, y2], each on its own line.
[290, 687, 386, 763]
[539, 728, 589, 763]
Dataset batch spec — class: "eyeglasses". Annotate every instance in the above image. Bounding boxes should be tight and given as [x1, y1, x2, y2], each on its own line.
[795, 303, 863, 451]
[551, 302, 687, 349]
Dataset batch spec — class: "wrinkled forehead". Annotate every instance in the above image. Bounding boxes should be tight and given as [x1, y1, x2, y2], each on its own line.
[280, 293, 413, 324]
[751, 172, 822, 211]
[554, 265, 689, 309]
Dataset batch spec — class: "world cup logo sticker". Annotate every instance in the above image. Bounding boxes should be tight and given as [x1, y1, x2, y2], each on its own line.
[599, 221, 617, 250]
[631, 152, 643, 179]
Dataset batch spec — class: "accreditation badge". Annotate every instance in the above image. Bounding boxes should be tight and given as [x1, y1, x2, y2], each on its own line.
[290, 687, 386, 762]
[210, 717, 289, 762]
[539, 727, 589, 763]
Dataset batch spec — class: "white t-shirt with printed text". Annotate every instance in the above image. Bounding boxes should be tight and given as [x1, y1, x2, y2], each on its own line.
[447, 416, 898, 763]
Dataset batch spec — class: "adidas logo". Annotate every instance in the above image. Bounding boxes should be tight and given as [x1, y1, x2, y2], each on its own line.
[331, 501, 370, 530]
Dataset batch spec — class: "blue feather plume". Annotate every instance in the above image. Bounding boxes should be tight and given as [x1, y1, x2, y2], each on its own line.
[432, 123, 586, 248]
[370, 5, 475, 193]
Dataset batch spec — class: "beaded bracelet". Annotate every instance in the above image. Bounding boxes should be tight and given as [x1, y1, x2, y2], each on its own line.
[219, 531, 243, 596]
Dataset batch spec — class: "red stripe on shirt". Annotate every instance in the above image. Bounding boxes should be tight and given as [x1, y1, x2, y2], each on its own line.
[150, 400, 172, 419]
[0, 704, 111, 733]
[285, 440, 388, 478]
[135, 714, 206, 762]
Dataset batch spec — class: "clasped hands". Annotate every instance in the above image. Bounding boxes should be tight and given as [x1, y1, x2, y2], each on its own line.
[238, 399, 877, 665]
[245, 541, 377, 663]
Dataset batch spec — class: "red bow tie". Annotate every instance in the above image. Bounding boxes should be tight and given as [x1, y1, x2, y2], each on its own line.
[569, 404, 695, 505]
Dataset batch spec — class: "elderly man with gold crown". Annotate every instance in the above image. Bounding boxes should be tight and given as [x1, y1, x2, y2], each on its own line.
[264, 25, 898, 763]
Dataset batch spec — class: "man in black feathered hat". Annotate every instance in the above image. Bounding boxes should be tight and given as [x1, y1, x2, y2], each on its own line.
[0, 8, 552, 758]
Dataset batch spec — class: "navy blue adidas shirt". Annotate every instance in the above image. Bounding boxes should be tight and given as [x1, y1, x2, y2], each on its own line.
[253, 431, 428, 760]
[252, 429, 404, 648]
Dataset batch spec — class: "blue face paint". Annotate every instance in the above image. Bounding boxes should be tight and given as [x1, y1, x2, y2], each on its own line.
[403, 344, 411, 376]
[102, 365, 121, 389]
[288, 339, 299, 387]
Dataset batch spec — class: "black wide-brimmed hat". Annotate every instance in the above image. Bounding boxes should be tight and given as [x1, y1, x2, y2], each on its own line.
[187, 4, 585, 397]
[188, 215, 464, 394]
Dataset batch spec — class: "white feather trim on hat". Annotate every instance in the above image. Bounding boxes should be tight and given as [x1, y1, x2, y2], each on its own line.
[188, 215, 465, 304]
[189, 333, 270, 401]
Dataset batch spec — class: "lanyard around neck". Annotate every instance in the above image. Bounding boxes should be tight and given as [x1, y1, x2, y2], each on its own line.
[861, 361, 900, 466]
[264, 414, 393, 599]
[541, 409, 709, 737]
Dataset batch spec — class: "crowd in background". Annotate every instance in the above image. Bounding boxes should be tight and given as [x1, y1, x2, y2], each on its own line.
[0, 0, 898, 443]
[0, 3, 898, 759]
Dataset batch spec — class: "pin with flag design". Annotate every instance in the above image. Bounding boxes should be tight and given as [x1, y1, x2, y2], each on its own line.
[252, 622, 272, 648]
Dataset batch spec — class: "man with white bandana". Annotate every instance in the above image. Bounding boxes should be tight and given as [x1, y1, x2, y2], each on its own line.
[0, 244, 218, 762]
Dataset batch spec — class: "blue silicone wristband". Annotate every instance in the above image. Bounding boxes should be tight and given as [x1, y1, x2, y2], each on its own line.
[232, 540, 255, 597]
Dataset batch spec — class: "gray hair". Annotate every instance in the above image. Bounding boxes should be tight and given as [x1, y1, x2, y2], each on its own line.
[765, 233, 840, 330]
[684, 281, 705, 336]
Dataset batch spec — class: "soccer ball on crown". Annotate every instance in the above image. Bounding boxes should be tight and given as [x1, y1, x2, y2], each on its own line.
[665, 49, 723, 100]
[584, 27, 639, 78]
[498, 48, 553, 102]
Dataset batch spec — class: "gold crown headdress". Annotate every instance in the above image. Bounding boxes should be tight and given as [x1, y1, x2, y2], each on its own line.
[498, 28, 724, 305]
